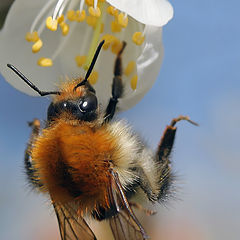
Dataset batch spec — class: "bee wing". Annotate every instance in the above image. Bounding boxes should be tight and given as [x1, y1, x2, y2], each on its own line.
[53, 203, 97, 240]
[109, 170, 149, 240]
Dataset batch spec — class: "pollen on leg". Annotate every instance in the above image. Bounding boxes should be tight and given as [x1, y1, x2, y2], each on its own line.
[124, 61, 136, 76]
[132, 32, 145, 45]
[118, 13, 128, 28]
[75, 55, 86, 67]
[32, 39, 43, 53]
[88, 71, 98, 85]
[38, 57, 53, 67]
[131, 75, 138, 90]
[46, 16, 58, 31]
[89, 6, 101, 17]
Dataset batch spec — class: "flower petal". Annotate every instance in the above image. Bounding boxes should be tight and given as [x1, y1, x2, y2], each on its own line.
[106, 0, 173, 26]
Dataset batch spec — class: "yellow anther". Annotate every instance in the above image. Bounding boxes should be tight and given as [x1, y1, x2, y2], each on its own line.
[124, 61, 136, 76]
[107, 6, 118, 16]
[57, 14, 64, 24]
[101, 34, 116, 50]
[46, 16, 58, 31]
[67, 10, 77, 21]
[118, 13, 128, 28]
[32, 39, 43, 53]
[85, 0, 94, 6]
[37, 58, 53, 67]
[60, 22, 69, 36]
[75, 55, 86, 67]
[111, 39, 123, 55]
[132, 32, 145, 45]
[131, 75, 138, 90]
[25, 31, 39, 42]
[88, 71, 98, 85]
[76, 10, 86, 22]
[111, 20, 122, 33]
[89, 6, 101, 17]
[86, 16, 97, 28]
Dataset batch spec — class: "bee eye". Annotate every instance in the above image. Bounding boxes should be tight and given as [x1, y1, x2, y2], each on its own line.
[79, 93, 98, 112]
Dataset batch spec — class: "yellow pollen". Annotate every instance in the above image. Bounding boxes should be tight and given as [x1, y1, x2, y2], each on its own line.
[46, 16, 58, 31]
[111, 39, 123, 55]
[107, 6, 118, 16]
[85, 0, 94, 6]
[75, 55, 86, 67]
[25, 31, 39, 42]
[131, 75, 138, 90]
[124, 61, 136, 76]
[67, 10, 77, 21]
[57, 14, 64, 24]
[76, 10, 86, 22]
[132, 32, 145, 45]
[32, 39, 43, 53]
[111, 20, 122, 33]
[60, 22, 69, 36]
[86, 16, 97, 28]
[88, 71, 98, 85]
[118, 13, 128, 28]
[89, 6, 101, 17]
[37, 58, 53, 67]
[101, 34, 116, 50]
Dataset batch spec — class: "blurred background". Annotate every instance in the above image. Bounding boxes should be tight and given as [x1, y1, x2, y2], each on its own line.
[1, 0, 240, 239]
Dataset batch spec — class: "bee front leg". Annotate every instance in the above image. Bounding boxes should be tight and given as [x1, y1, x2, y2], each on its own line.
[104, 42, 126, 122]
[25, 119, 43, 189]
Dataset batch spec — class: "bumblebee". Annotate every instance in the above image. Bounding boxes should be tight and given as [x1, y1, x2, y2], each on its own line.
[7, 41, 196, 240]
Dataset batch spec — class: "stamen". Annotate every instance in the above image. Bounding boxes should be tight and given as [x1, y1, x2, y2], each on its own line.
[57, 14, 64, 24]
[25, 31, 39, 42]
[46, 16, 58, 31]
[67, 10, 77, 21]
[94, 0, 98, 10]
[75, 55, 86, 67]
[132, 32, 145, 45]
[88, 71, 98, 85]
[76, 10, 86, 22]
[85, 0, 94, 6]
[118, 12, 128, 28]
[86, 16, 97, 28]
[131, 75, 138, 90]
[111, 20, 122, 32]
[124, 61, 136, 76]
[60, 22, 69, 35]
[107, 6, 118, 16]
[37, 58, 53, 67]
[89, 6, 101, 17]
[79, 0, 85, 12]
[101, 34, 116, 50]
[32, 39, 43, 53]
[52, 0, 66, 20]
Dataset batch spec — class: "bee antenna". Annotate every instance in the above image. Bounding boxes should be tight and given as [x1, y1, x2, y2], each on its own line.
[7, 64, 61, 96]
[74, 40, 105, 90]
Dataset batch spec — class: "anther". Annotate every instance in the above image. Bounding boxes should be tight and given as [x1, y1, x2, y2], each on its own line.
[85, 0, 94, 6]
[46, 16, 58, 31]
[37, 58, 53, 67]
[107, 6, 118, 16]
[32, 39, 43, 53]
[75, 55, 86, 67]
[111, 20, 122, 33]
[132, 32, 145, 45]
[131, 75, 138, 90]
[101, 34, 116, 50]
[60, 22, 69, 36]
[89, 6, 101, 17]
[57, 14, 64, 24]
[124, 61, 136, 76]
[25, 31, 39, 42]
[67, 10, 77, 21]
[76, 10, 86, 22]
[86, 16, 97, 28]
[118, 13, 128, 28]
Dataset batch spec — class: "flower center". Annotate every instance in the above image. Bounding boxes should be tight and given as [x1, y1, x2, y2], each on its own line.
[25, 0, 146, 90]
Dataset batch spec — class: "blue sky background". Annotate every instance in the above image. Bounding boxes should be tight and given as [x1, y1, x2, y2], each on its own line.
[1, 0, 240, 239]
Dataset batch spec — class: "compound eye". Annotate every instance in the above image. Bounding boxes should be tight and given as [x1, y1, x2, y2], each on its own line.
[79, 93, 98, 112]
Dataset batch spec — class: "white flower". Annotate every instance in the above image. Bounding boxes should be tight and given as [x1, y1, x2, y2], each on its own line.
[0, 0, 173, 111]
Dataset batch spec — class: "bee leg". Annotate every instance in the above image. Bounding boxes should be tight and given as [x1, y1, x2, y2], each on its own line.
[104, 42, 126, 122]
[25, 119, 43, 189]
[156, 116, 198, 200]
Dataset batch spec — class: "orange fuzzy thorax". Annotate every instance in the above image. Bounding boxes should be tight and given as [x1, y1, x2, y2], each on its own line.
[32, 118, 117, 212]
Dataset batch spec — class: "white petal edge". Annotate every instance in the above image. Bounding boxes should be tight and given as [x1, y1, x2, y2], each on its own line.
[118, 26, 163, 110]
[106, 0, 173, 27]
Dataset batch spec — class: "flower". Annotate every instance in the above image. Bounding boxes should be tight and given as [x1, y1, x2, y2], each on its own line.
[0, 0, 173, 111]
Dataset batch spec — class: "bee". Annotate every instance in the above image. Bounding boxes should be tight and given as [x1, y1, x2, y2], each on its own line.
[7, 40, 197, 240]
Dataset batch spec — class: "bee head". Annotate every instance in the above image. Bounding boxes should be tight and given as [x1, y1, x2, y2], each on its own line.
[7, 41, 105, 123]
